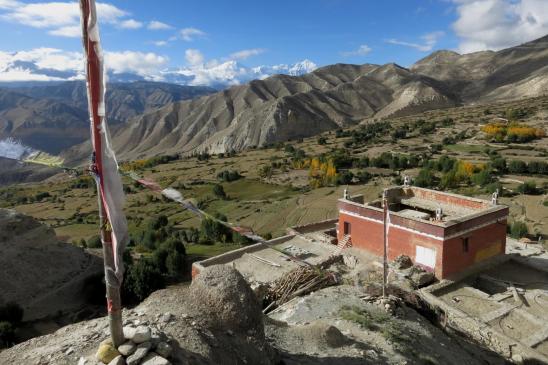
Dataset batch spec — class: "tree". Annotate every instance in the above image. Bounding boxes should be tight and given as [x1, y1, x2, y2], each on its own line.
[165, 251, 185, 277]
[491, 157, 507, 174]
[471, 169, 492, 187]
[356, 170, 371, 183]
[336, 171, 354, 185]
[147, 215, 168, 230]
[123, 260, 165, 302]
[213, 184, 227, 199]
[508, 160, 527, 174]
[517, 181, 538, 195]
[217, 170, 242, 182]
[200, 218, 230, 243]
[317, 136, 327, 145]
[415, 168, 435, 188]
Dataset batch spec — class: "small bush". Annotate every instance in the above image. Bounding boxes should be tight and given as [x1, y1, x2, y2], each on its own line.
[517, 181, 538, 195]
[87, 235, 102, 248]
[510, 221, 528, 239]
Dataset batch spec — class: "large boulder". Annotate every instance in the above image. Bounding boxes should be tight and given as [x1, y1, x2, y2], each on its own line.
[187, 265, 263, 335]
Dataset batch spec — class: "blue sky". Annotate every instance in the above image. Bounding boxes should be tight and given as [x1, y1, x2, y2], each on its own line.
[0, 0, 547, 85]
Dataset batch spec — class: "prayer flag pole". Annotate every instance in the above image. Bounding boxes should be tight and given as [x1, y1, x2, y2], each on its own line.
[79, 0, 126, 347]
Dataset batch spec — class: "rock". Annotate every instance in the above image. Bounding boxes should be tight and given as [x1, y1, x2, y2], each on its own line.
[126, 342, 152, 365]
[141, 352, 170, 365]
[117, 341, 136, 356]
[155, 342, 172, 358]
[132, 326, 152, 343]
[188, 265, 263, 334]
[393, 255, 413, 270]
[96, 339, 121, 364]
[410, 269, 435, 287]
[123, 326, 136, 340]
[343, 254, 358, 269]
[511, 354, 524, 364]
[108, 355, 126, 365]
[160, 313, 172, 323]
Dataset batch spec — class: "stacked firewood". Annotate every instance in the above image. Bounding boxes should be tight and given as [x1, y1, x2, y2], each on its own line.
[264, 266, 339, 313]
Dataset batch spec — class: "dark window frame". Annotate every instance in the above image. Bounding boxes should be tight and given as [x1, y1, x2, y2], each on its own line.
[462, 237, 469, 253]
[343, 221, 351, 235]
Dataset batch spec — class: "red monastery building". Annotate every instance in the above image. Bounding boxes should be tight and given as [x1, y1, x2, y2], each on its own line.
[337, 186, 509, 279]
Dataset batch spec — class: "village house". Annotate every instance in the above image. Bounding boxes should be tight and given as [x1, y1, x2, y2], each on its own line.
[337, 185, 509, 278]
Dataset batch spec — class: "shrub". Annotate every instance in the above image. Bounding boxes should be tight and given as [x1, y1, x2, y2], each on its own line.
[471, 169, 492, 187]
[34, 191, 51, 201]
[356, 170, 371, 183]
[415, 168, 435, 188]
[147, 215, 168, 230]
[217, 170, 242, 182]
[258, 165, 273, 178]
[165, 251, 184, 277]
[200, 218, 231, 243]
[123, 260, 165, 302]
[87, 235, 102, 248]
[336, 171, 354, 185]
[517, 181, 538, 195]
[213, 184, 227, 199]
[510, 221, 528, 239]
[508, 160, 527, 174]
[317, 136, 327, 145]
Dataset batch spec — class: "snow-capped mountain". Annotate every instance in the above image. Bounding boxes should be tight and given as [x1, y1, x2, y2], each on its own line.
[0, 49, 317, 89]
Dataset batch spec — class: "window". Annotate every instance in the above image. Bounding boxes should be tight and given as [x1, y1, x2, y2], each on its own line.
[343, 221, 351, 235]
[462, 237, 469, 253]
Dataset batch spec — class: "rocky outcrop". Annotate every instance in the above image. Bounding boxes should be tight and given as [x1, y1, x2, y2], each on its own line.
[0, 209, 103, 321]
[0, 265, 279, 365]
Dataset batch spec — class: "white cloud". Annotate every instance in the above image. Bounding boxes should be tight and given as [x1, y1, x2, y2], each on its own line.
[0, 1, 150, 37]
[386, 31, 445, 52]
[180, 27, 206, 41]
[0, 46, 317, 87]
[0, 48, 82, 71]
[119, 19, 142, 29]
[452, 0, 548, 53]
[153, 40, 168, 47]
[148, 20, 172, 30]
[0, 48, 170, 82]
[0, 0, 19, 9]
[48, 25, 80, 38]
[105, 51, 169, 77]
[0, 1, 127, 28]
[341, 44, 372, 57]
[228, 48, 266, 61]
[185, 49, 204, 66]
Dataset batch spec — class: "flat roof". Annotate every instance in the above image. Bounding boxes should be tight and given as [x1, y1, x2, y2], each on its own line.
[194, 234, 337, 285]
[340, 186, 508, 228]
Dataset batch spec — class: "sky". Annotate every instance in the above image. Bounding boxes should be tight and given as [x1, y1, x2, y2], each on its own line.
[0, 0, 547, 86]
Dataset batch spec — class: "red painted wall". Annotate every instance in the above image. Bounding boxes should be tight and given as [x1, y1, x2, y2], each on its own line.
[338, 213, 507, 279]
[338, 213, 444, 277]
[441, 220, 507, 278]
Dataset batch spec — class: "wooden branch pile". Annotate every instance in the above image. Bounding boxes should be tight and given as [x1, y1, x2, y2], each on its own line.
[264, 266, 339, 313]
